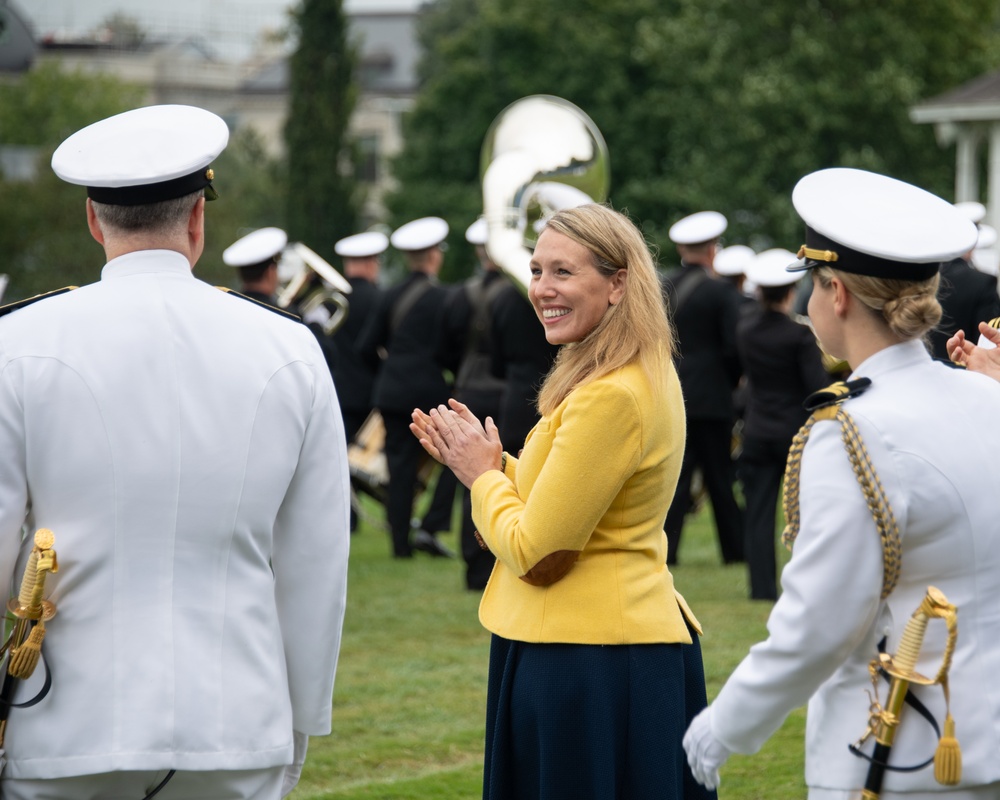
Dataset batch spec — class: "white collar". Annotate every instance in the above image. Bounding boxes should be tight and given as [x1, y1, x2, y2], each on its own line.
[101, 249, 193, 282]
[849, 339, 931, 382]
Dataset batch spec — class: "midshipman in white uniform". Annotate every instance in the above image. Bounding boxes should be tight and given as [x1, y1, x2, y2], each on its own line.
[0, 105, 350, 800]
[683, 168, 1000, 799]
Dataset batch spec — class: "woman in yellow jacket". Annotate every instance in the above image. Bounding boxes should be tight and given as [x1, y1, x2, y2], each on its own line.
[412, 204, 715, 799]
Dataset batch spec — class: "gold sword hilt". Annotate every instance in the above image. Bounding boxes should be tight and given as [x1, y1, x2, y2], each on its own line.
[859, 587, 959, 800]
[880, 586, 957, 689]
[1, 529, 58, 747]
[5, 529, 58, 678]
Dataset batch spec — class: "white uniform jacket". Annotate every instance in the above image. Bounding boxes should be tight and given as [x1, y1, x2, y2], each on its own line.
[0, 251, 350, 779]
[711, 340, 1000, 792]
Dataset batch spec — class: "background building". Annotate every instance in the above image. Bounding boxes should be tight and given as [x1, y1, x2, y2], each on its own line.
[5, 0, 425, 221]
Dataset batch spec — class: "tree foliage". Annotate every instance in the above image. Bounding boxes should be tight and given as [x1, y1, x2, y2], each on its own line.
[0, 63, 145, 299]
[0, 63, 287, 300]
[284, 0, 361, 263]
[389, 0, 1000, 277]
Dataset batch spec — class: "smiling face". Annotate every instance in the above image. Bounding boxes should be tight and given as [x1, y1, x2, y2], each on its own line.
[528, 229, 625, 345]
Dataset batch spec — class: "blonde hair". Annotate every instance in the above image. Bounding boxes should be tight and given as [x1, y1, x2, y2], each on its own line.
[815, 266, 942, 340]
[536, 204, 676, 415]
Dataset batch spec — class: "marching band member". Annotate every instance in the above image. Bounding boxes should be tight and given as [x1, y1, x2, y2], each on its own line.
[436, 217, 508, 589]
[661, 210, 745, 566]
[736, 248, 828, 601]
[684, 168, 1000, 798]
[332, 230, 387, 446]
[0, 105, 350, 800]
[224, 226, 289, 308]
[356, 216, 455, 558]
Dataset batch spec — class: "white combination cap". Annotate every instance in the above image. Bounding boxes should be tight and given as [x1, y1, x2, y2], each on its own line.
[52, 104, 228, 205]
[223, 227, 288, 268]
[789, 168, 978, 281]
[390, 216, 449, 251]
[975, 223, 997, 250]
[713, 244, 755, 277]
[668, 210, 727, 245]
[954, 200, 987, 225]
[335, 231, 389, 258]
[465, 217, 488, 246]
[745, 248, 801, 287]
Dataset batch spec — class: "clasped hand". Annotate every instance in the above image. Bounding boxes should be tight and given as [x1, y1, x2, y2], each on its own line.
[947, 323, 1000, 381]
[410, 399, 503, 489]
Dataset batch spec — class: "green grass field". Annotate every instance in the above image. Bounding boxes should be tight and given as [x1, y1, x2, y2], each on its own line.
[292, 489, 805, 799]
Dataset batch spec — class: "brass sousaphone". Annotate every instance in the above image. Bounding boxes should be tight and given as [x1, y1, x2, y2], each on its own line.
[479, 95, 611, 294]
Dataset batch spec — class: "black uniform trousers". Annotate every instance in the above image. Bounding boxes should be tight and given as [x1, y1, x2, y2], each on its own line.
[738, 436, 790, 600]
[382, 410, 429, 557]
[664, 418, 744, 565]
[455, 387, 501, 590]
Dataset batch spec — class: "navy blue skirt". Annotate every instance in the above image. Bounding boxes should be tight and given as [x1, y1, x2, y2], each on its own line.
[482, 625, 717, 800]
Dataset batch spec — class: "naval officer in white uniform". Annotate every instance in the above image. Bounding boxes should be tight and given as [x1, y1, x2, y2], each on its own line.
[0, 105, 350, 799]
[683, 168, 1000, 798]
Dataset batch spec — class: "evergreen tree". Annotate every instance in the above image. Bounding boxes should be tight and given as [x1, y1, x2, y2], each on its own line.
[285, 0, 360, 261]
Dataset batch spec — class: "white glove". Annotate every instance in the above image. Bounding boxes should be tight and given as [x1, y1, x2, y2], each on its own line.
[281, 731, 309, 798]
[302, 305, 332, 328]
[683, 706, 732, 790]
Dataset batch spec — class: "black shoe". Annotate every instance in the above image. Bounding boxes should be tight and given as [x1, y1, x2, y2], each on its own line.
[412, 529, 455, 558]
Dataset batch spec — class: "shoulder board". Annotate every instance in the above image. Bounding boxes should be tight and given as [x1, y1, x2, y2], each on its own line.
[985, 317, 1000, 331]
[216, 287, 301, 321]
[0, 286, 77, 320]
[803, 377, 872, 412]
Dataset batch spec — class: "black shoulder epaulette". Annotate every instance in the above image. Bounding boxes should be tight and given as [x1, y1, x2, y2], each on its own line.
[803, 377, 872, 412]
[0, 286, 77, 320]
[216, 287, 301, 321]
[984, 317, 1000, 331]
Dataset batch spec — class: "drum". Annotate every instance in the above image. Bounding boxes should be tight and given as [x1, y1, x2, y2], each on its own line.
[347, 410, 438, 507]
[347, 410, 389, 503]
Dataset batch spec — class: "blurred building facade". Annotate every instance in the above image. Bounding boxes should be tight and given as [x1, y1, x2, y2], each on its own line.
[1, 0, 424, 222]
[912, 70, 1000, 274]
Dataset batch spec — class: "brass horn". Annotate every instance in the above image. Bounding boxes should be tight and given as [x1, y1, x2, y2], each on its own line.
[479, 95, 610, 294]
[277, 242, 352, 335]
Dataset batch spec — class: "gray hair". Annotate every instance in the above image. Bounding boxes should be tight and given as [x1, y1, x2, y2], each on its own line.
[90, 190, 202, 235]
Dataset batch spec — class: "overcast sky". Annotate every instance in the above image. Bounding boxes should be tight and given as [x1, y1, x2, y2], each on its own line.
[18, 0, 422, 60]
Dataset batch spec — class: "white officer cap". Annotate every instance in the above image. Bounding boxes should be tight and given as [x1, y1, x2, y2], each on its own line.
[713, 244, 755, 277]
[745, 248, 801, 287]
[390, 216, 449, 251]
[465, 217, 488, 246]
[976, 223, 997, 250]
[52, 104, 228, 205]
[668, 211, 727, 245]
[335, 231, 389, 258]
[223, 227, 288, 268]
[954, 200, 987, 225]
[789, 168, 978, 281]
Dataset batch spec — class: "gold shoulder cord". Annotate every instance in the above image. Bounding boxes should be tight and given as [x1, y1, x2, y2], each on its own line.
[781, 402, 902, 600]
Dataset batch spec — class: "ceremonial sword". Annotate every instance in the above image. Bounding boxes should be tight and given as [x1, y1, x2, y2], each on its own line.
[0, 529, 58, 748]
[853, 586, 961, 799]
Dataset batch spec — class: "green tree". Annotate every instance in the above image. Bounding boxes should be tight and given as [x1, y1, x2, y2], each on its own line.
[0, 63, 288, 300]
[284, 0, 361, 263]
[389, 0, 1000, 273]
[0, 62, 145, 299]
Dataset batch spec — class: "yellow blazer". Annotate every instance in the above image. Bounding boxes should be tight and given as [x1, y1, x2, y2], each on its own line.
[471, 359, 700, 644]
